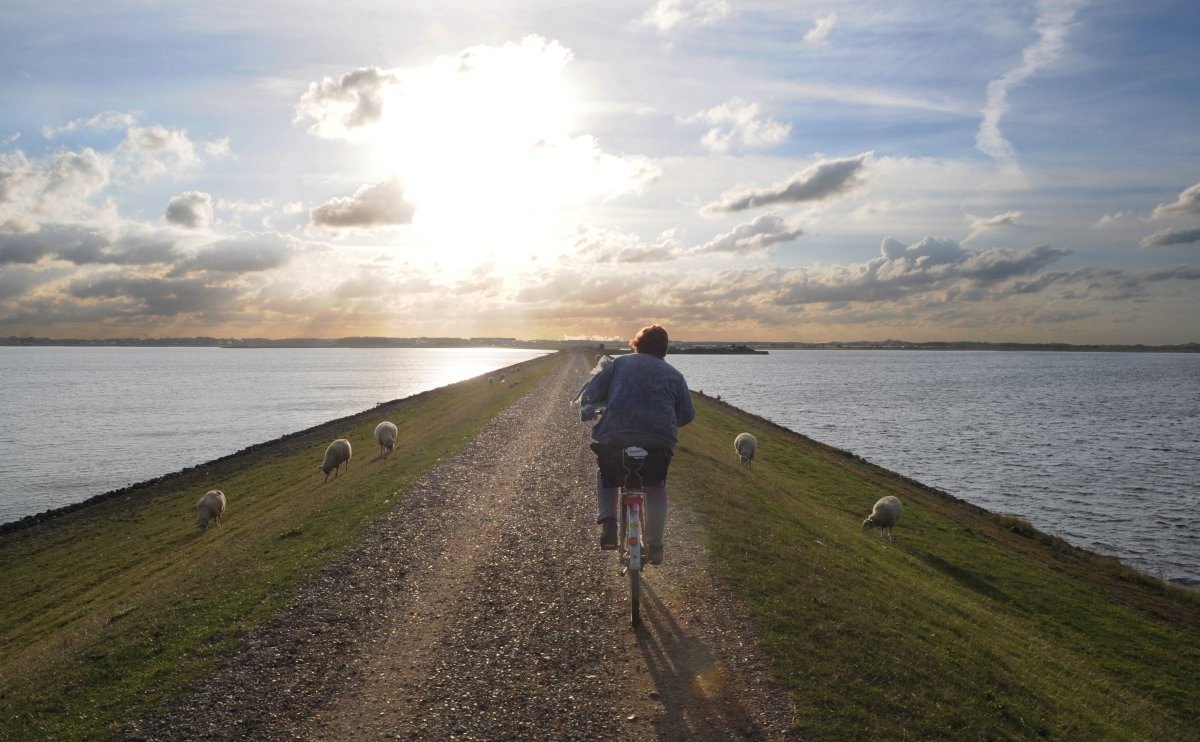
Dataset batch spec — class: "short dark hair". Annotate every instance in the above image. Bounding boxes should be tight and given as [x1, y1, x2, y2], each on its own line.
[630, 325, 669, 358]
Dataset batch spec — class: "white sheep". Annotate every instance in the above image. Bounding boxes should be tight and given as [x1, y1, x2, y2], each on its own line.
[374, 421, 398, 458]
[196, 490, 226, 532]
[862, 495, 903, 541]
[321, 438, 352, 482]
[734, 432, 758, 467]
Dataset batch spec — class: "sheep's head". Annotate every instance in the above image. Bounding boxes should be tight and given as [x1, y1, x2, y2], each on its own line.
[862, 517, 877, 532]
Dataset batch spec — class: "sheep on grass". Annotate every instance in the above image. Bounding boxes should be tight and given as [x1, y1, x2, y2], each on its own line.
[734, 432, 758, 467]
[862, 495, 903, 541]
[374, 421, 398, 458]
[196, 490, 226, 532]
[321, 438, 352, 482]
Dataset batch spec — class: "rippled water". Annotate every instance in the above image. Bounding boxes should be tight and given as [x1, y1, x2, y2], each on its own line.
[0, 347, 549, 524]
[668, 350, 1200, 586]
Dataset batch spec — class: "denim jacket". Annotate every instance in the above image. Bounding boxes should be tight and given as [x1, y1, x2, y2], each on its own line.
[578, 352, 695, 450]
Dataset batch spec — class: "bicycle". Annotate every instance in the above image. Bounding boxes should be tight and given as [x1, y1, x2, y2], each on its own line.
[615, 445, 652, 627]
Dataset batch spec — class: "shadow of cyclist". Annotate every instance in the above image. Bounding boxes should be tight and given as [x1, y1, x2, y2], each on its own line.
[633, 580, 768, 739]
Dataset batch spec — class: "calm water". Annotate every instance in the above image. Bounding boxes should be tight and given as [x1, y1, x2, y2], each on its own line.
[0, 347, 549, 524]
[668, 350, 1200, 586]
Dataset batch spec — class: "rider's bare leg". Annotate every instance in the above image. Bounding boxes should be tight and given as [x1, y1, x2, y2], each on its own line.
[595, 470, 618, 524]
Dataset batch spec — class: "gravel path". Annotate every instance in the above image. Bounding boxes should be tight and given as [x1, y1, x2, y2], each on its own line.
[127, 350, 795, 740]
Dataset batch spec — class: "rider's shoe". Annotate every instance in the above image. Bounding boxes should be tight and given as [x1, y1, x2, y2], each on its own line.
[600, 518, 618, 550]
[648, 543, 663, 565]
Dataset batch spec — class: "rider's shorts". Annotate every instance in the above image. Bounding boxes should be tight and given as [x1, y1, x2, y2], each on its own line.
[590, 442, 672, 489]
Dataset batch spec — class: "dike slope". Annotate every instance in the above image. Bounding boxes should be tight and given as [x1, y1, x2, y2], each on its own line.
[2, 349, 1198, 740]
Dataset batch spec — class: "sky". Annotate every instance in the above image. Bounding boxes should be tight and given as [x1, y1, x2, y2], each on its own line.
[1, 0, 1198, 343]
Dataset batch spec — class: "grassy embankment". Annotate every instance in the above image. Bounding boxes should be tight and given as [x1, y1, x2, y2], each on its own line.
[0, 353, 556, 740]
[4, 349, 1198, 739]
[670, 392, 1200, 739]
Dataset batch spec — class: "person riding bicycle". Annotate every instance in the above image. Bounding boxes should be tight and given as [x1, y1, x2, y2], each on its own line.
[577, 324, 695, 565]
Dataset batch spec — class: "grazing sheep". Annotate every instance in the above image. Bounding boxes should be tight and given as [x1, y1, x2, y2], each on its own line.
[321, 438, 352, 482]
[196, 490, 226, 532]
[734, 432, 758, 467]
[862, 495, 903, 541]
[374, 421, 398, 458]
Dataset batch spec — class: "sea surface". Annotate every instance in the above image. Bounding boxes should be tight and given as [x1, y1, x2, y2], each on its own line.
[0, 347, 549, 524]
[667, 350, 1200, 587]
[4, 347, 1198, 587]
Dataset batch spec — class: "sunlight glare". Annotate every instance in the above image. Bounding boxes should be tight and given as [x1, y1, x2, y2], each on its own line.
[373, 36, 593, 272]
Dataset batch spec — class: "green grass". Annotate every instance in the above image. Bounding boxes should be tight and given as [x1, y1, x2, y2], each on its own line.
[670, 393, 1200, 739]
[0, 354, 556, 740]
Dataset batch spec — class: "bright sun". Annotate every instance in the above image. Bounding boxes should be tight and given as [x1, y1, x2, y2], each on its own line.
[371, 37, 590, 273]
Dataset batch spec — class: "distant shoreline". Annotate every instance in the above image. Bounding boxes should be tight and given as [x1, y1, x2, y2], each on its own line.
[2, 336, 1197, 353]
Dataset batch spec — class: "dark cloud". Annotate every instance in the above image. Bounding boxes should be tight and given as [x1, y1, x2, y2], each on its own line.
[703, 152, 871, 213]
[173, 232, 295, 275]
[67, 275, 240, 317]
[0, 224, 177, 266]
[0, 265, 65, 300]
[653, 237, 1073, 308]
[166, 191, 214, 229]
[310, 179, 416, 228]
[1140, 227, 1200, 249]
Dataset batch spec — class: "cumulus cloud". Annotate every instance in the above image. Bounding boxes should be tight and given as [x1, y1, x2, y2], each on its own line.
[17, 113, 228, 211]
[572, 225, 683, 263]
[1151, 182, 1200, 219]
[172, 232, 296, 275]
[44, 148, 111, 197]
[295, 67, 400, 139]
[976, 0, 1084, 166]
[804, 12, 838, 44]
[218, 198, 274, 214]
[640, 0, 732, 32]
[120, 123, 227, 179]
[703, 152, 872, 213]
[1140, 227, 1200, 249]
[682, 98, 791, 153]
[692, 213, 803, 255]
[310, 179, 416, 229]
[964, 210, 1021, 241]
[42, 111, 137, 138]
[166, 191, 214, 229]
[1093, 211, 1136, 228]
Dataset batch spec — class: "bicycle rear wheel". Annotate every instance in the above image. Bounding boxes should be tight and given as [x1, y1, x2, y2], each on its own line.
[630, 564, 641, 626]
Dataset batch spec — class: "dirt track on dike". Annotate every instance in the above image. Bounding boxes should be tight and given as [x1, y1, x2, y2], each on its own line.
[127, 350, 796, 740]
